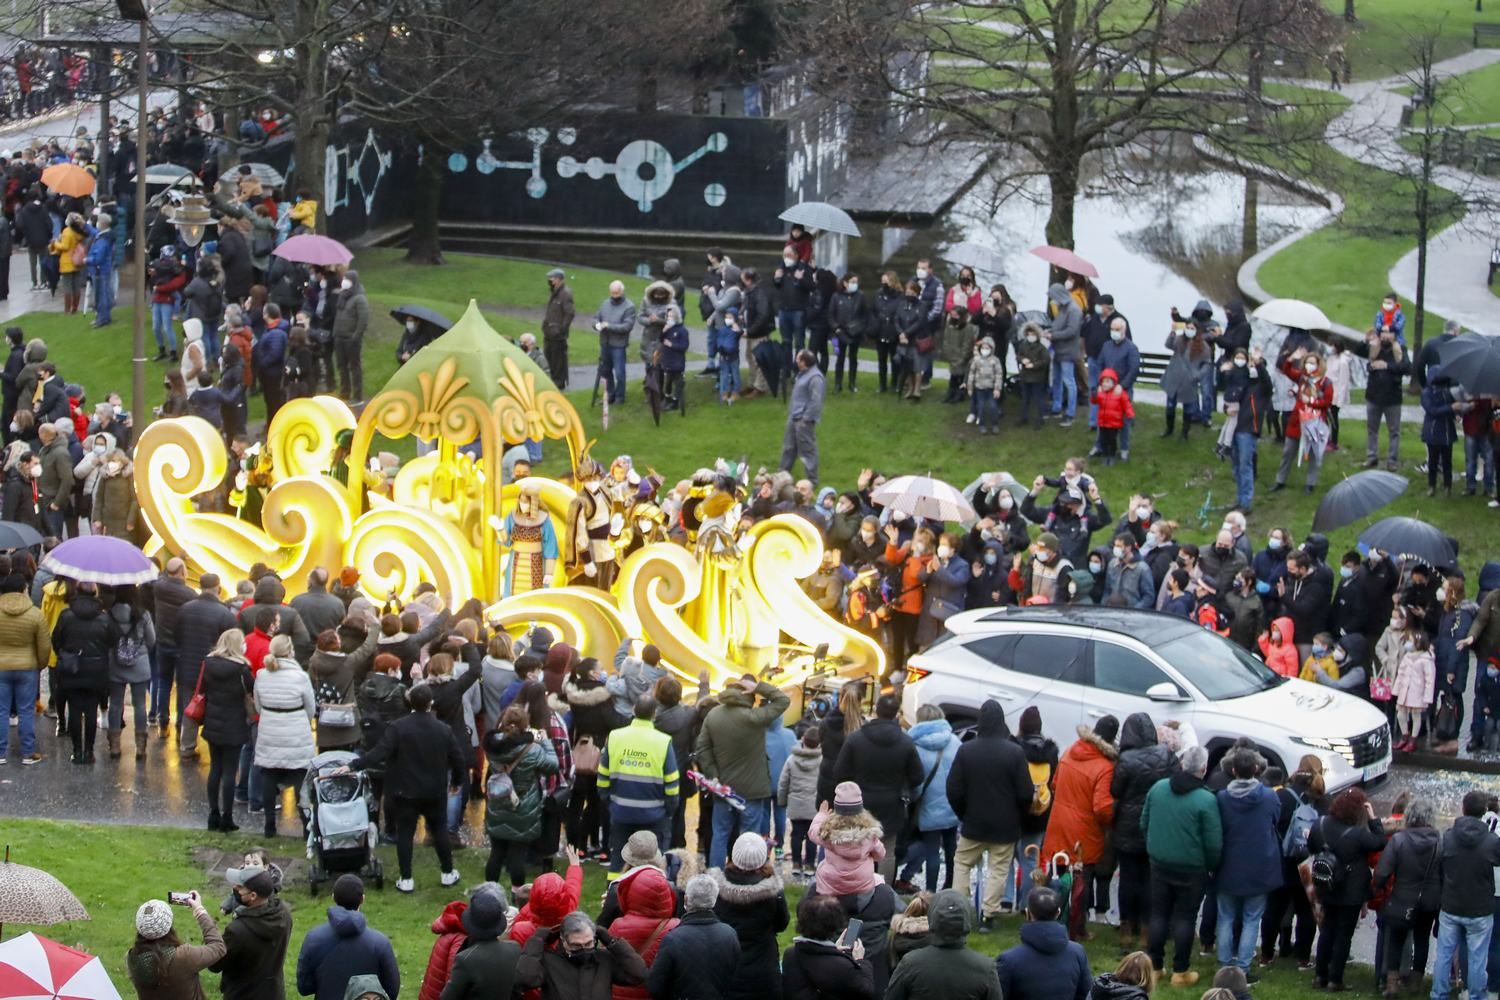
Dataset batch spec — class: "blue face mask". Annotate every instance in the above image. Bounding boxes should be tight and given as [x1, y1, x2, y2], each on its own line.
[1340, 566, 1353, 579]
[1489, 667, 1500, 680]
[1312, 645, 1327, 658]
[984, 552, 997, 566]
[1267, 538, 1283, 551]
[1255, 580, 1271, 595]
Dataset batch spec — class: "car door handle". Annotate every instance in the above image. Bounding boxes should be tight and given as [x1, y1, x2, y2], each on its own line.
[1086, 709, 1107, 717]
[985, 690, 1017, 701]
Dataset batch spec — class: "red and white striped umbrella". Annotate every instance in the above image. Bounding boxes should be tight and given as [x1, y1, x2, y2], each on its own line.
[870, 474, 975, 524]
[0, 934, 120, 1000]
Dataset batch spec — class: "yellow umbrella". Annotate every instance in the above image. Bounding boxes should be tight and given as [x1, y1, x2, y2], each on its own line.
[40, 163, 95, 198]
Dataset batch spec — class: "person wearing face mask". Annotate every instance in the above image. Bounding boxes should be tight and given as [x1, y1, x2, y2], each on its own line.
[944, 266, 982, 316]
[1021, 478, 1109, 570]
[1160, 306, 1212, 440]
[517, 910, 648, 1000]
[967, 533, 1013, 609]
[892, 281, 930, 401]
[395, 314, 433, 366]
[1309, 634, 1371, 699]
[1391, 631, 1435, 751]
[1433, 574, 1477, 742]
[1103, 533, 1154, 609]
[869, 272, 904, 394]
[966, 336, 1004, 433]
[89, 448, 135, 538]
[918, 531, 969, 647]
[329, 269, 369, 403]
[1044, 283, 1083, 426]
[1199, 530, 1248, 597]
[1271, 348, 1333, 494]
[846, 514, 883, 569]
[1020, 532, 1073, 604]
[978, 284, 1015, 359]
[1352, 326, 1410, 473]
[1015, 322, 1050, 429]
[1094, 316, 1141, 459]
[1328, 551, 1377, 640]
[1251, 529, 1291, 598]
[1476, 658, 1500, 750]
[591, 280, 637, 406]
[1224, 569, 1265, 652]
[1142, 521, 1180, 592]
[939, 306, 975, 405]
[884, 523, 934, 672]
[1299, 632, 1339, 683]
[829, 272, 868, 393]
[1372, 291, 1407, 347]
[911, 256, 944, 345]
[773, 243, 815, 368]
[1374, 607, 1413, 719]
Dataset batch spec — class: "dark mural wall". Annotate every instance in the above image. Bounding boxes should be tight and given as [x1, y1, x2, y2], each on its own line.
[261, 114, 792, 240]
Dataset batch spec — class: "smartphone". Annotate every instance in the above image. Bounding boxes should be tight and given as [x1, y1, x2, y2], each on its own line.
[167, 891, 194, 906]
[840, 918, 864, 949]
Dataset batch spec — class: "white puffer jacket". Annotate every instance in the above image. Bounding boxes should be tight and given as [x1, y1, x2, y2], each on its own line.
[253, 658, 316, 769]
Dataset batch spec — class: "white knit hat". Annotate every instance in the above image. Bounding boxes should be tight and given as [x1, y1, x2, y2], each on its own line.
[731, 832, 768, 870]
[135, 900, 174, 940]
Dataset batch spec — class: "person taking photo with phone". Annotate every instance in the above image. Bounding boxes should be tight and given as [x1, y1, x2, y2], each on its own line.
[126, 890, 227, 1000]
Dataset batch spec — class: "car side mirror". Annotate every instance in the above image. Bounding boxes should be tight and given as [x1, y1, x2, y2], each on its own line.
[1146, 682, 1188, 703]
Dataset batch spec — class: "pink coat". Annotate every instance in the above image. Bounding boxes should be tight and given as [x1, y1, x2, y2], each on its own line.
[1392, 649, 1435, 709]
[808, 808, 884, 896]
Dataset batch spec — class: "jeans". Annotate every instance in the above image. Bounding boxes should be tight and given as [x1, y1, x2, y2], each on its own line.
[1086, 356, 1102, 427]
[778, 309, 806, 361]
[446, 785, 467, 834]
[201, 322, 220, 368]
[900, 826, 958, 892]
[1233, 432, 1259, 508]
[1165, 392, 1202, 426]
[1367, 402, 1402, 463]
[151, 301, 177, 352]
[717, 353, 740, 398]
[976, 389, 1001, 430]
[152, 642, 177, 725]
[108, 680, 147, 732]
[1001, 830, 1045, 905]
[91, 266, 114, 324]
[1147, 865, 1205, 973]
[1198, 364, 1217, 422]
[0, 668, 38, 757]
[1464, 435, 1495, 493]
[1050, 355, 1077, 417]
[709, 798, 769, 870]
[1431, 911, 1493, 1000]
[604, 343, 627, 403]
[42, 504, 66, 539]
[1217, 892, 1267, 971]
[207, 742, 241, 818]
[391, 795, 453, 880]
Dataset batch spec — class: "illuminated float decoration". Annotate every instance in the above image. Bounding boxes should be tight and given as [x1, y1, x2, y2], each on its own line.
[133, 301, 883, 687]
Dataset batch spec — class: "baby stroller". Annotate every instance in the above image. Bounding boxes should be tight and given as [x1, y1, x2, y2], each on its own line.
[302, 750, 384, 895]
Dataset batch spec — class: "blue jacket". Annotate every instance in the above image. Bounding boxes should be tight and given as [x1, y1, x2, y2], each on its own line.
[294, 906, 399, 1000]
[909, 718, 960, 831]
[86, 228, 114, 270]
[1097, 337, 1141, 391]
[1104, 555, 1154, 610]
[995, 920, 1090, 1000]
[659, 321, 690, 373]
[1435, 603, 1477, 692]
[1215, 779, 1283, 897]
[1421, 383, 1457, 447]
[766, 716, 795, 803]
[254, 321, 288, 375]
[1161, 592, 1193, 619]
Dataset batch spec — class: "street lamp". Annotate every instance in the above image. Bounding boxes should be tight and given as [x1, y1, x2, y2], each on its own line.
[168, 191, 213, 247]
[119, 0, 148, 432]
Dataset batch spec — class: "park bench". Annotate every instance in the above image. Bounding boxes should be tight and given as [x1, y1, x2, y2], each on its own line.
[1476, 23, 1500, 47]
[1138, 351, 1169, 387]
[1438, 128, 1468, 164]
[1474, 135, 1500, 174]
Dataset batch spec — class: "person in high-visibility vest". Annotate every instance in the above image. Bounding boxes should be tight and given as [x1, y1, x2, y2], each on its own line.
[598, 693, 678, 874]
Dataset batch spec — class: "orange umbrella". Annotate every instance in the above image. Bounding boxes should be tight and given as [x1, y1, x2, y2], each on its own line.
[40, 163, 95, 198]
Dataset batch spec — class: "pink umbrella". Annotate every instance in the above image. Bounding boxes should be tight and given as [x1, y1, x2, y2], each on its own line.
[272, 233, 353, 267]
[1029, 245, 1099, 278]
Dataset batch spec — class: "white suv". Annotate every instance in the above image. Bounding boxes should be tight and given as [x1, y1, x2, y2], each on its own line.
[901, 606, 1391, 792]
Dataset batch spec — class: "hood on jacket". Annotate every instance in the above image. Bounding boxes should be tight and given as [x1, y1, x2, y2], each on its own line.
[1303, 533, 1330, 564]
[977, 336, 996, 352]
[643, 279, 674, 304]
[1019, 918, 1070, 954]
[527, 871, 574, 927]
[1067, 567, 1098, 599]
[929, 888, 970, 945]
[327, 905, 368, 937]
[816, 809, 884, 845]
[616, 865, 676, 919]
[343, 975, 388, 1000]
[1070, 724, 1120, 760]
[563, 678, 612, 706]
[0, 592, 34, 617]
[233, 897, 291, 942]
[710, 866, 784, 904]
[1225, 777, 1264, 801]
[1099, 367, 1120, 383]
[1226, 302, 1247, 326]
[431, 899, 467, 935]
[1337, 633, 1371, 671]
[1168, 769, 1208, 796]
[183, 317, 203, 343]
[342, 270, 364, 295]
[1091, 973, 1149, 1000]
[977, 699, 1010, 738]
[1046, 284, 1072, 307]
[890, 913, 929, 937]
[1118, 712, 1158, 752]
[67, 595, 104, 620]
[790, 743, 822, 761]
[909, 717, 955, 750]
[1268, 615, 1294, 645]
[254, 575, 287, 607]
[1019, 733, 1058, 764]
[1453, 815, 1493, 848]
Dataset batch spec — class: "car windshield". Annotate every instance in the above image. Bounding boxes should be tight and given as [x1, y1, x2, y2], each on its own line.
[1156, 627, 1284, 701]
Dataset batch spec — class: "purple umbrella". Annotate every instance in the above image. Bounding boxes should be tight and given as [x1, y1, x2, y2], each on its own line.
[41, 536, 157, 586]
[272, 233, 353, 267]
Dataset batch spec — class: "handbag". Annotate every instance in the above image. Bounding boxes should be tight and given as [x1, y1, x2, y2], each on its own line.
[183, 662, 208, 724]
[55, 650, 81, 678]
[1396, 837, 1440, 922]
[316, 680, 357, 728]
[914, 334, 934, 355]
[1369, 676, 1393, 702]
[572, 735, 601, 776]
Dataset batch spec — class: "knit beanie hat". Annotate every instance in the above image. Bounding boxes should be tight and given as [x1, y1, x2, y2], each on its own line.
[1093, 714, 1120, 744]
[1038, 531, 1060, 551]
[833, 780, 863, 815]
[135, 900, 173, 940]
[339, 566, 360, 587]
[731, 832, 768, 870]
[1019, 706, 1042, 737]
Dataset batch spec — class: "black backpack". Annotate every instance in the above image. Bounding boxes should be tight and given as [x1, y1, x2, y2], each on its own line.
[1309, 817, 1354, 896]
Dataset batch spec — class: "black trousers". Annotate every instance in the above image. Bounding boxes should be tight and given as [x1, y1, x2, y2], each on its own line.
[62, 688, 102, 756]
[1314, 902, 1362, 985]
[888, 611, 919, 677]
[260, 766, 307, 836]
[565, 772, 603, 851]
[486, 837, 529, 888]
[544, 335, 569, 388]
[1381, 909, 1437, 977]
[875, 341, 897, 392]
[834, 337, 860, 389]
[207, 742, 242, 818]
[1427, 443, 1453, 488]
[1147, 865, 1205, 973]
[1261, 858, 1314, 961]
[392, 795, 453, 880]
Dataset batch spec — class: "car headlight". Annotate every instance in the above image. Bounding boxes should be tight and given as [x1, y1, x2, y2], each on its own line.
[1291, 735, 1355, 767]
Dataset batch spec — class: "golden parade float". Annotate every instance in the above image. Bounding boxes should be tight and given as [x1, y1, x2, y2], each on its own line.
[131, 302, 883, 690]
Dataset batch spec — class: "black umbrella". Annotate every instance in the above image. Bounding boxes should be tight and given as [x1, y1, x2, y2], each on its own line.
[1434, 334, 1500, 396]
[388, 304, 453, 331]
[0, 520, 44, 549]
[1358, 516, 1456, 570]
[1312, 470, 1409, 533]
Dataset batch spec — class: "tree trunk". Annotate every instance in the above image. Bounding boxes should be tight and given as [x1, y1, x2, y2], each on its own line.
[1344, 0, 1356, 22]
[405, 143, 446, 265]
[292, 0, 331, 233]
[291, 110, 329, 233]
[1044, 158, 1081, 251]
[1242, 176, 1260, 260]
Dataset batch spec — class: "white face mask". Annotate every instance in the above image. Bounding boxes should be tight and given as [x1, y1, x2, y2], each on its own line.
[783, 257, 796, 268]
[28, 466, 40, 479]
[980, 347, 992, 357]
[637, 519, 652, 533]
[106, 462, 121, 475]
[937, 544, 952, 559]
[847, 282, 859, 293]
[1110, 329, 1124, 342]
[915, 268, 928, 281]
[1234, 356, 1247, 367]
[999, 496, 1014, 510]
[340, 279, 352, 291]
[1136, 505, 1151, 520]
[406, 320, 417, 333]
[1183, 327, 1196, 338]
[912, 542, 927, 555]
[1064, 278, 1075, 290]
[1026, 334, 1038, 343]
[860, 528, 876, 540]
[93, 444, 106, 455]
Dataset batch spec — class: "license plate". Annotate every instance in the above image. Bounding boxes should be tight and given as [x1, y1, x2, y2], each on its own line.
[1364, 757, 1390, 781]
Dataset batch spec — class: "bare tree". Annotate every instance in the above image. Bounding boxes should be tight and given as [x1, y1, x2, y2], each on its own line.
[786, 0, 1342, 252]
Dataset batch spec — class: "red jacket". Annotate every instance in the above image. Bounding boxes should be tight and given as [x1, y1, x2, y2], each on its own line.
[68, 396, 88, 439]
[945, 285, 983, 316]
[1091, 374, 1135, 430]
[419, 900, 468, 1000]
[151, 266, 187, 305]
[884, 542, 930, 615]
[606, 868, 679, 1000]
[1258, 616, 1299, 678]
[1041, 726, 1118, 865]
[1277, 361, 1332, 440]
[509, 862, 583, 948]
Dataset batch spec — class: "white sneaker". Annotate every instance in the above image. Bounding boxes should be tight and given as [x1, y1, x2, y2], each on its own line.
[395, 878, 415, 893]
[440, 870, 460, 887]
[965, 413, 976, 424]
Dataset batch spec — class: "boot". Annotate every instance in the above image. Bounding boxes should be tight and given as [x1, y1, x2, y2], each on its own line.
[107, 729, 122, 760]
[1181, 417, 1190, 441]
[208, 808, 221, 830]
[134, 731, 147, 760]
[1382, 972, 1400, 999]
[1160, 409, 1176, 438]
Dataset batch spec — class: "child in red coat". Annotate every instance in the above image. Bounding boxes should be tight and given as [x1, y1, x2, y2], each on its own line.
[1091, 368, 1135, 465]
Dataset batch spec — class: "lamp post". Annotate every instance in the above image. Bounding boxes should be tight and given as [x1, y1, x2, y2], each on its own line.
[119, 0, 148, 431]
[168, 191, 212, 249]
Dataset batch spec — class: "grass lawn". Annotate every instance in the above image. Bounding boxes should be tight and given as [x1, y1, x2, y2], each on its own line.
[1334, 0, 1480, 79]
[0, 817, 1377, 1000]
[1396, 59, 1500, 126]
